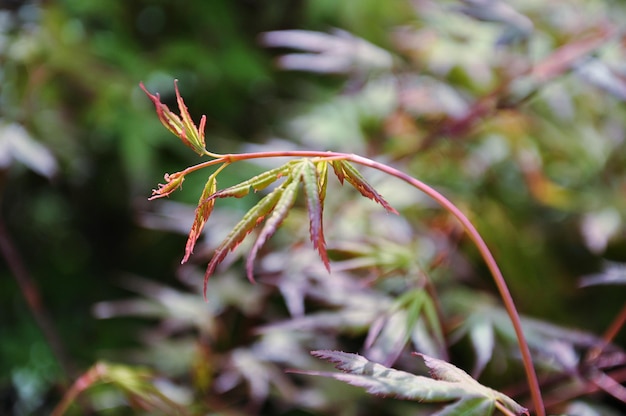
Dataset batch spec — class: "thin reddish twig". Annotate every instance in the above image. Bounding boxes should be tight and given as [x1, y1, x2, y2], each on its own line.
[586, 302, 626, 362]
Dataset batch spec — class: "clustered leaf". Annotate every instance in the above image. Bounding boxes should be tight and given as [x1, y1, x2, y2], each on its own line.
[246, 172, 301, 283]
[161, 157, 400, 299]
[305, 350, 529, 416]
[203, 185, 283, 295]
[143, 82, 401, 298]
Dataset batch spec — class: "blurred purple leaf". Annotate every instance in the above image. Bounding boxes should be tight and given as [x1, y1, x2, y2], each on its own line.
[580, 262, 626, 287]
[456, 0, 533, 45]
[0, 122, 58, 178]
[261, 29, 393, 74]
[575, 57, 626, 101]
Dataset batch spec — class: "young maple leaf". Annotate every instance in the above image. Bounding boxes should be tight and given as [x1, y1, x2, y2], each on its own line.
[148, 171, 186, 200]
[183, 175, 218, 263]
[197, 159, 333, 293]
[140, 80, 212, 157]
[331, 160, 398, 214]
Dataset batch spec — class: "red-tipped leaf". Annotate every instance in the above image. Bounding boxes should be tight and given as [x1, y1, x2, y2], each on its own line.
[210, 163, 292, 199]
[183, 174, 217, 263]
[203, 187, 283, 297]
[332, 160, 398, 214]
[246, 176, 300, 282]
[301, 159, 329, 271]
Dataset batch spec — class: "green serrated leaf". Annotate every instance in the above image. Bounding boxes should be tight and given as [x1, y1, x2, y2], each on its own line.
[183, 174, 217, 263]
[331, 160, 346, 184]
[332, 160, 398, 214]
[246, 175, 300, 282]
[316, 160, 328, 210]
[301, 159, 329, 271]
[203, 185, 283, 296]
[211, 163, 292, 199]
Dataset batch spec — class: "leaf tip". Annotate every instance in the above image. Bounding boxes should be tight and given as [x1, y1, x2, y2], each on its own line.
[245, 258, 258, 285]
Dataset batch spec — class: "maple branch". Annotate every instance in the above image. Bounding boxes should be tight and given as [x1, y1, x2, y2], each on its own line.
[142, 77, 543, 413]
[177, 149, 544, 415]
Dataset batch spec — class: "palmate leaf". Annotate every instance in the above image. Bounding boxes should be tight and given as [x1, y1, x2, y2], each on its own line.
[304, 350, 528, 416]
[203, 186, 283, 296]
[331, 160, 398, 214]
[183, 174, 217, 263]
[246, 175, 300, 282]
[246, 159, 330, 281]
[197, 158, 399, 295]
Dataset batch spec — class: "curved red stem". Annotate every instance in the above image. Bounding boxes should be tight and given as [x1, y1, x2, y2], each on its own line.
[180, 150, 545, 415]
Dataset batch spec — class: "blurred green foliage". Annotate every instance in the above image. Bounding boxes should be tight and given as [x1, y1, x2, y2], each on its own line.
[1, 0, 625, 415]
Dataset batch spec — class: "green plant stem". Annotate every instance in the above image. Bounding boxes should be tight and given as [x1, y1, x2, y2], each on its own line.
[182, 150, 545, 415]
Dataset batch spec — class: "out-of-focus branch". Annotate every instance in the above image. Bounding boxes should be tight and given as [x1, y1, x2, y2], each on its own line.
[586, 302, 626, 362]
[415, 25, 616, 153]
[0, 210, 75, 380]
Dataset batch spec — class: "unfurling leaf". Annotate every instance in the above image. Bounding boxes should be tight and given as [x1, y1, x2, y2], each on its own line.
[331, 160, 398, 214]
[304, 351, 528, 416]
[149, 172, 186, 200]
[246, 176, 300, 282]
[183, 174, 218, 263]
[140, 81, 210, 157]
[203, 187, 284, 297]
